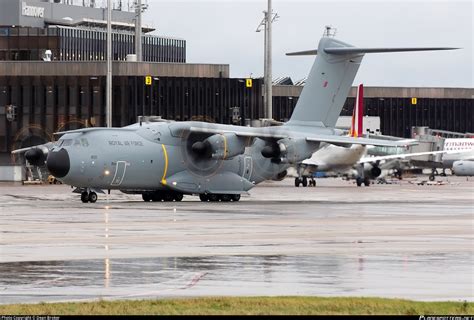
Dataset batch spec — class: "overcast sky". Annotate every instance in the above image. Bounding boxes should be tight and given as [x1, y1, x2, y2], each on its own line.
[142, 0, 473, 88]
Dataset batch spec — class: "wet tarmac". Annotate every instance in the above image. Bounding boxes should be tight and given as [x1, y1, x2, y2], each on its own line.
[0, 176, 473, 303]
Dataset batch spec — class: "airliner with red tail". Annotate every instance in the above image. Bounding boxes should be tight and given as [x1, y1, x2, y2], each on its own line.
[293, 84, 450, 187]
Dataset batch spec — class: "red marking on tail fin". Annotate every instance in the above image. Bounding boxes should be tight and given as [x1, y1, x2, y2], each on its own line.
[350, 84, 364, 137]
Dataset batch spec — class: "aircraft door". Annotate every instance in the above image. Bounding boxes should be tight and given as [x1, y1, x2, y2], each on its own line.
[242, 156, 253, 181]
[111, 161, 128, 186]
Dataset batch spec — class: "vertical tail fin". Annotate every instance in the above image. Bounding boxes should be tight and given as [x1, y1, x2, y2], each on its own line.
[286, 37, 364, 128]
[286, 36, 457, 128]
[349, 84, 364, 137]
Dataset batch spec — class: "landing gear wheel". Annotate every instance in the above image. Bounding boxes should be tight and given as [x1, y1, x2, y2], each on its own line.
[429, 174, 435, 181]
[294, 178, 301, 187]
[142, 193, 152, 202]
[174, 193, 184, 202]
[364, 177, 371, 186]
[88, 192, 98, 203]
[231, 194, 241, 202]
[152, 193, 163, 202]
[81, 192, 89, 203]
[220, 194, 232, 202]
[163, 193, 174, 202]
[302, 177, 308, 187]
[310, 179, 316, 187]
[356, 177, 363, 187]
[199, 194, 210, 202]
[209, 194, 219, 202]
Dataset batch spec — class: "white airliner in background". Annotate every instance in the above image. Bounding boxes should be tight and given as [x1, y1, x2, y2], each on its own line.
[442, 139, 474, 176]
[292, 84, 452, 187]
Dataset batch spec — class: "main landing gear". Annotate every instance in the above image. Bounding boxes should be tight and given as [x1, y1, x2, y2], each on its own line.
[294, 177, 316, 187]
[81, 191, 98, 203]
[429, 168, 446, 181]
[199, 193, 241, 202]
[142, 191, 184, 202]
[356, 177, 371, 187]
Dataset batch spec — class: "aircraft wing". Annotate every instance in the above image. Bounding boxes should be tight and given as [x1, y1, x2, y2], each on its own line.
[11, 146, 39, 154]
[306, 135, 417, 148]
[189, 127, 288, 139]
[358, 150, 450, 164]
[190, 127, 416, 147]
[54, 127, 136, 135]
[11, 142, 54, 154]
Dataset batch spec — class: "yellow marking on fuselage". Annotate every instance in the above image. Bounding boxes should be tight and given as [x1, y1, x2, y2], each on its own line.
[223, 134, 227, 160]
[161, 144, 168, 185]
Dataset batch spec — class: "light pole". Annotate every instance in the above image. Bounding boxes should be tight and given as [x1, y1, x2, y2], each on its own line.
[134, 0, 148, 62]
[106, 0, 112, 127]
[256, 0, 278, 120]
[135, 0, 142, 62]
[266, 0, 272, 120]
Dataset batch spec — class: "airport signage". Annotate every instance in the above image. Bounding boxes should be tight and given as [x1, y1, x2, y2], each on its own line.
[145, 76, 152, 86]
[246, 79, 253, 88]
[22, 2, 45, 18]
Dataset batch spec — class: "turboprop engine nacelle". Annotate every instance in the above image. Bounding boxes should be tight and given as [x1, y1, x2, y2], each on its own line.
[192, 133, 246, 160]
[262, 138, 319, 164]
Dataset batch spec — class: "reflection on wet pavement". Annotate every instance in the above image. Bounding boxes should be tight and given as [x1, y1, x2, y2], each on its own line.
[1, 253, 472, 304]
[0, 178, 473, 304]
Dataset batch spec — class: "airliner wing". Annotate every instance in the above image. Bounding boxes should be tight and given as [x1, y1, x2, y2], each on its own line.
[358, 150, 450, 164]
[306, 135, 417, 148]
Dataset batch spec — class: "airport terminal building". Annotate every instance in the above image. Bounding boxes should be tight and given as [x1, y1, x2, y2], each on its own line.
[0, 0, 473, 178]
[0, 0, 185, 62]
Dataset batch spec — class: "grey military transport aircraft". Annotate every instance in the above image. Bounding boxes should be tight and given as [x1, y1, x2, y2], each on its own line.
[13, 34, 456, 203]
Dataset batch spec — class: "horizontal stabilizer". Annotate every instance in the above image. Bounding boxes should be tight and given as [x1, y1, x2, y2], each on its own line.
[286, 49, 318, 56]
[287, 47, 459, 56]
[324, 47, 459, 55]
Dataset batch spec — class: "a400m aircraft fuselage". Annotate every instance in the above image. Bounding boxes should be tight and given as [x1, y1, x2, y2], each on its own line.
[48, 122, 332, 196]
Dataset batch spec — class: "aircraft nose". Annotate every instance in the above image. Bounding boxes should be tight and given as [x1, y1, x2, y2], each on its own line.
[46, 148, 70, 178]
